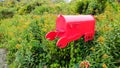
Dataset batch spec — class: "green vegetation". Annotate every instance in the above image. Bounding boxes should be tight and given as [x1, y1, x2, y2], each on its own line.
[0, 0, 120, 68]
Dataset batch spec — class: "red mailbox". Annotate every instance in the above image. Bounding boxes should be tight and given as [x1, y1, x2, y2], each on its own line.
[45, 15, 96, 48]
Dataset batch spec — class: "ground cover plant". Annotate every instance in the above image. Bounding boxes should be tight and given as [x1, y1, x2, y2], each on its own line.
[0, 0, 120, 68]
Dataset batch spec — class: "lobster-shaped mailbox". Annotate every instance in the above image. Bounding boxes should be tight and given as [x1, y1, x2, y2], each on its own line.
[45, 15, 96, 48]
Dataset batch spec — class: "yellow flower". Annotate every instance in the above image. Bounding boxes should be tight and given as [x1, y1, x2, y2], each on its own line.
[97, 36, 105, 44]
[25, 20, 30, 26]
[104, 26, 113, 31]
[33, 15, 40, 19]
[23, 25, 27, 29]
[38, 23, 42, 27]
[94, 16, 98, 20]
[17, 26, 23, 32]
[89, 7, 93, 11]
[8, 32, 14, 37]
[19, 19, 25, 23]
[17, 26, 20, 29]
[102, 63, 107, 68]
[102, 54, 109, 59]
[97, 14, 106, 21]
[95, 9, 98, 13]
[17, 38, 22, 42]
[90, 47, 95, 51]
[42, 28, 47, 32]
[16, 44, 22, 49]
[110, 17, 113, 21]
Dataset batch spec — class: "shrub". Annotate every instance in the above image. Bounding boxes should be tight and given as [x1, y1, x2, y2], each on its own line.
[75, 0, 107, 15]
[32, 5, 53, 15]
[0, 7, 15, 19]
[0, 0, 120, 68]
[17, 1, 42, 14]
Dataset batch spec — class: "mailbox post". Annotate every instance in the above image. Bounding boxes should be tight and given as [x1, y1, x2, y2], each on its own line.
[46, 15, 96, 48]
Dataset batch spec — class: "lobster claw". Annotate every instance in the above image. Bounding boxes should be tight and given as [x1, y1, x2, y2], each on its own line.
[57, 37, 68, 48]
[45, 31, 57, 41]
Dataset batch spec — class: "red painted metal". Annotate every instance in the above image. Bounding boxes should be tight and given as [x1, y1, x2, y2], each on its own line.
[45, 15, 96, 48]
